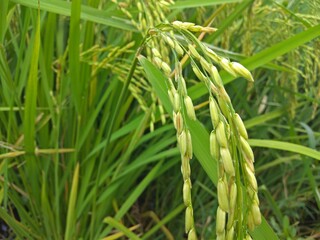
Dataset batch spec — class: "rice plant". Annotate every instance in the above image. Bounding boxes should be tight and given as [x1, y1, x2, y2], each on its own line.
[0, 0, 319, 239]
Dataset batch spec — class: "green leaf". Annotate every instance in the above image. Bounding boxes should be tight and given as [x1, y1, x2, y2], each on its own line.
[10, 0, 136, 31]
[103, 217, 141, 240]
[244, 107, 287, 129]
[249, 139, 320, 161]
[24, 7, 40, 153]
[41, 174, 58, 239]
[170, 0, 242, 9]
[0, 0, 9, 42]
[69, 0, 81, 113]
[65, 163, 80, 239]
[0, 207, 37, 239]
[142, 204, 185, 239]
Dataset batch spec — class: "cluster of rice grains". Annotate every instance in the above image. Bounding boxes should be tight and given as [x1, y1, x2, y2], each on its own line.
[145, 21, 261, 239]
[112, 0, 174, 131]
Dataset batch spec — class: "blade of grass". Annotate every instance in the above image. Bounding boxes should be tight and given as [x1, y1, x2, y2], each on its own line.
[24, 7, 40, 153]
[0, 207, 37, 239]
[255, 155, 300, 173]
[304, 158, 320, 209]
[170, 0, 242, 9]
[41, 173, 58, 239]
[69, 0, 81, 113]
[141, 204, 185, 240]
[0, 0, 9, 42]
[103, 217, 141, 240]
[102, 224, 140, 240]
[248, 139, 320, 161]
[244, 107, 287, 129]
[64, 163, 80, 240]
[10, 0, 136, 31]
[273, 1, 312, 28]
[23, 4, 41, 205]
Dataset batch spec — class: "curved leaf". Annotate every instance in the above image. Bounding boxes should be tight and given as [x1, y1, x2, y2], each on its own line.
[249, 139, 320, 161]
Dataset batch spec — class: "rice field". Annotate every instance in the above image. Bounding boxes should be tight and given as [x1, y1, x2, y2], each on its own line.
[0, 0, 319, 239]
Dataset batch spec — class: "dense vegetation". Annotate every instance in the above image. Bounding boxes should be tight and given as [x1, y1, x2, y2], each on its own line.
[0, 0, 319, 239]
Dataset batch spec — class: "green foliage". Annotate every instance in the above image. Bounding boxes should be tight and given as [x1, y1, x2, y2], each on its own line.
[0, 0, 319, 239]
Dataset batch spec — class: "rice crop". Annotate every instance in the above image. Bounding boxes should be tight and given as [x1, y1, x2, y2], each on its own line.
[0, 0, 319, 239]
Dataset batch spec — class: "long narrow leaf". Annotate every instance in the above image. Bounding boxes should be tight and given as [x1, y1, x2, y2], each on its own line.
[170, 0, 242, 9]
[0, 0, 9, 42]
[10, 0, 135, 31]
[64, 163, 80, 239]
[103, 217, 141, 240]
[249, 139, 320, 160]
[24, 7, 40, 153]
[69, 0, 81, 113]
[0, 207, 37, 239]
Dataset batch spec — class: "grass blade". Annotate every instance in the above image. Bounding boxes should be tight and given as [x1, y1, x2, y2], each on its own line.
[103, 217, 141, 240]
[0, 0, 9, 42]
[10, 0, 135, 31]
[24, 7, 40, 153]
[64, 163, 80, 240]
[142, 204, 185, 239]
[69, 0, 81, 113]
[248, 139, 320, 161]
[244, 107, 287, 129]
[170, 0, 242, 9]
[0, 207, 36, 239]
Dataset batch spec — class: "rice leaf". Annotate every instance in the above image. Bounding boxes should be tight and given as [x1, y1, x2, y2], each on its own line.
[141, 204, 185, 239]
[0, 207, 37, 239]
[24, 6, 40, 153]
[170, 0, 242, 9]
[0, 0, 9, 42]
[64, 163, 80, 240]
[10, 0, 135, 31]
[103, 217, 141, 240]
[69, 0, 81, 113]
[248, 139, 320, 160]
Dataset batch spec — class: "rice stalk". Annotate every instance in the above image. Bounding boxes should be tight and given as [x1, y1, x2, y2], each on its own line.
[140, 21, 261, 239]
